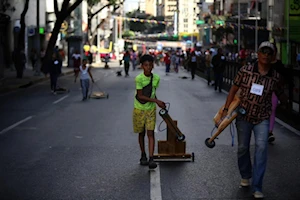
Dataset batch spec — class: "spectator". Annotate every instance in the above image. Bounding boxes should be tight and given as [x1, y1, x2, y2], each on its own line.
[72, 50, 81, 82]
[164, 52, 171, 75]
[49, 52, 62, 94]
[123, 51, 131, 77]
[212, 48, 226, 92]
[188, 51, 198, 80]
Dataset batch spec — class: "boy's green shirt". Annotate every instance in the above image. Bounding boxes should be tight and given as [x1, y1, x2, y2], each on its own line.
[134, 73, 160, 110]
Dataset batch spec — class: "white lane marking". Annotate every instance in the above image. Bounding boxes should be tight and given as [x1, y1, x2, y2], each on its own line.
[154, 125, 158, 133]
[53, 95, 69, 104]
[150, 165, 162, 200]
[0, 116, 33, 135]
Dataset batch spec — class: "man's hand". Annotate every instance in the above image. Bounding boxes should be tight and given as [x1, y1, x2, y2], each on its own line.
[156, 100, 166, 109]
[220, 110, 228, 122]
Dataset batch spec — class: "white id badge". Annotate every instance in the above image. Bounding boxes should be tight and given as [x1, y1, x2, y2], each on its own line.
[250, 83, 264, 96]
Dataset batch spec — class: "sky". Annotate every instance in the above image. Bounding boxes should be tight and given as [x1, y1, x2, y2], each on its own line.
[124, 0, 139, 13]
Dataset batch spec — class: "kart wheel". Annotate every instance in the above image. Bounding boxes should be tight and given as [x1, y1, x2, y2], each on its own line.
[205, 138, 215, 148]
[107, 94, 109, 99]
[177, 134, 185, 141]
[159, 109, 167, 116]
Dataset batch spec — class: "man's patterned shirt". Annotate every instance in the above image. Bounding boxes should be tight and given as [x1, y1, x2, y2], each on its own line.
[233, 63, 284, 124]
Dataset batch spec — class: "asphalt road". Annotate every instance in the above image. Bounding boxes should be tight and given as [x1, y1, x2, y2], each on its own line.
[0, 63, 299, 200]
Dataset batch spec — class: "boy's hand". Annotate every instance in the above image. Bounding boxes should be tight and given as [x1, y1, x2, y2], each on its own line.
[156, 100, 166, 109]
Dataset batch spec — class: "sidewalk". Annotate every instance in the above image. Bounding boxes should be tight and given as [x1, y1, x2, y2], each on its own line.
[0, 60, 121, 95]
[0, 66, 73, 95]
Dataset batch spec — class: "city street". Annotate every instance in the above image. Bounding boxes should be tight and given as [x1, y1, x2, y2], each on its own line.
[0, 64, 300, 200]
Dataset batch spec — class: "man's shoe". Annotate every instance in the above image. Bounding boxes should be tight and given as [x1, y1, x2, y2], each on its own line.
[240, 179, 250, 187]
[253, 191, 264, 199]
[268, 132, 275, 143]
[148, 157, 157, 169]
[140, 155, 148, 166]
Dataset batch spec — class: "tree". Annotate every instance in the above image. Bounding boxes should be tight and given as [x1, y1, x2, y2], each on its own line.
[87, 0, 123, 45]
[42, 0, 83, 74]
[14, 0, 29, 78]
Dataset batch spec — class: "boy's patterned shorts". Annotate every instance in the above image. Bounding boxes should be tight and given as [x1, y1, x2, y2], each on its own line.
[133, 108, 156, 133]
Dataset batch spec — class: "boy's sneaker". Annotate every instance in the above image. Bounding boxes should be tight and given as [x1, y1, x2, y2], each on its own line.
[240, 179, 250, 187]
[268, 132, 275, 143]
[253, 191, 264, 199]
[140, 155, 148, 166]
[148, 157, 157, 169]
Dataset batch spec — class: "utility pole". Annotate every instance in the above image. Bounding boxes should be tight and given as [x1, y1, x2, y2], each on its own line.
[36, 0, 41, 75]
[287, 0, 290, 65]
[255, 0, 258, 52]
[238, 0, 240, 52]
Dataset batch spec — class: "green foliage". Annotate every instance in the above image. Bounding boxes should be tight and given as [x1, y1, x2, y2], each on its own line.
[122, 30, 135, 38]
[87, 0, 118, 7]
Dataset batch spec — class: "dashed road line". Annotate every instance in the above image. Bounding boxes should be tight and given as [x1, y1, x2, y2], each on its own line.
[150, 165, 162, 200]
[0, 116, 33, 135]
[53, 95, 69, 104]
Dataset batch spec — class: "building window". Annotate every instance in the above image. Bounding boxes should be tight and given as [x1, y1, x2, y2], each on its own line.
[184, 19, 188, 23]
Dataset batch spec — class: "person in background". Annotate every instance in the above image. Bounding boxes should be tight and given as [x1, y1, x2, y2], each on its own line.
[72, 50, 81, 82]
[49, 52, 62, 94]
[188, 51, 197, 80]
[164, 52, 171, 75]
[212, 48, 226, 92]
[123, 50, 131, 77]
[220, 41, 288, 199]
[268, 43, 293, 143]
[131, 50, 137, 70]
[205, 50, 213, 85]
[75, 59, 95, 101]
[296, 52, 300, 67]
[30, 48, 38, 71]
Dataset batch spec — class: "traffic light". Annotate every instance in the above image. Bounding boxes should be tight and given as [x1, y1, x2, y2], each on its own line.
[234, 39, 238, 44]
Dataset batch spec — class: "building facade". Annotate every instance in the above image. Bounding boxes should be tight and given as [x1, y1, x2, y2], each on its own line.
[0, 0, 46, 78]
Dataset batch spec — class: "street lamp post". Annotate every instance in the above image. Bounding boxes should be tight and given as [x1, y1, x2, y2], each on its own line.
[238, 0, 240, 52]
[255, 0, 258, 52]
[287, 0, 290, 65]
[36, 0, 41, 75]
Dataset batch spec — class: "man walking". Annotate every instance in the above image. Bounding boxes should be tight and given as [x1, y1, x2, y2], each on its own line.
[220, 42, 288, 199]
[212, 48, 226, 92]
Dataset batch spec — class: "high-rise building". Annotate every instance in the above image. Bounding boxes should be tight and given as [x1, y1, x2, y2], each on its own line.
[145, 0, 157, 16]
[161, 0, 199, 37]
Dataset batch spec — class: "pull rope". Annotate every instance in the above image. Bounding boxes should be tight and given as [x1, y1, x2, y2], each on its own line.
[158, 102, 170, 132]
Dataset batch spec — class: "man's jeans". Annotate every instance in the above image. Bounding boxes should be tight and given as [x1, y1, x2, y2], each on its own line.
[206, 67, 211, 84]
[236, 118, 269, 192]
[214, 73, 223, 91]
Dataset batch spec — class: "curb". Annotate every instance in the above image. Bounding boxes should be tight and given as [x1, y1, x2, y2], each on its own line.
[0, 70, 74, 94]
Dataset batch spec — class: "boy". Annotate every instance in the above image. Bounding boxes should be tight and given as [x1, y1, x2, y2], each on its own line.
[75, 59, 95, 101]
[133, 54, 166, 169]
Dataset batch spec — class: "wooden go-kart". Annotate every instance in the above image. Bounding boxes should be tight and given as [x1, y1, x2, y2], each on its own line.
[153, 108, 194, 162]
[205, 96, 245, 148]
[89, 83, 109, 99]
